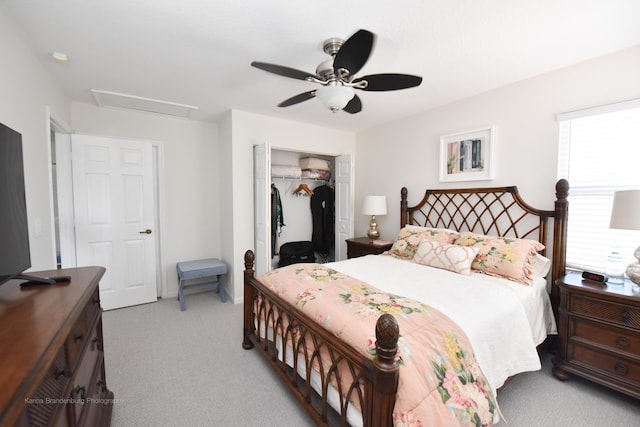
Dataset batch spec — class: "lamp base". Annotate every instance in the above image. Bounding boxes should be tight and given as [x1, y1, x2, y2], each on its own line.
[627, 262, 640, 284]
[367, 215, 380, 240]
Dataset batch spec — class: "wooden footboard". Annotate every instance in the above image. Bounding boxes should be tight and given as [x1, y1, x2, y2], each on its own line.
[242, 250, 400, 427]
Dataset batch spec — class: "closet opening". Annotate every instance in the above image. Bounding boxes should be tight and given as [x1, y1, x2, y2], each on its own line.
[270, 149, 335, 270]
[254, 143, 353, 276]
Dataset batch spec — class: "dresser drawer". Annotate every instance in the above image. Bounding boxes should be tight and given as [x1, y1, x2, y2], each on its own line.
[569, 340, 640, 385]
[347, 246, 371, 258]
[25, 347, 71, 425]
[84, 287, 101, 330]
[68, 319, 103, 424]
[570, 294, 640, 328]
[66, 288, 102, 370]
[346, 238, 392, 259]
[571, 317, 640, 355]
[65, 309, 87, 369]
[81, 358, 110, 426]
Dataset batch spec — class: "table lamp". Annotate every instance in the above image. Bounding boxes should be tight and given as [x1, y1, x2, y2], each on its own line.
[609, 189, 640, 288]
[362, 195, 387, 240]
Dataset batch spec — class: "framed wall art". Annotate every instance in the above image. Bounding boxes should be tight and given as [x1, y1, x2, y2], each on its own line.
[439, 126, 494, 182]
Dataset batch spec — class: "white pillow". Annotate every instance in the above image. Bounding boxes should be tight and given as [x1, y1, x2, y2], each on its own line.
[412, 240, 479, 275]
[531, 253, 552, 278]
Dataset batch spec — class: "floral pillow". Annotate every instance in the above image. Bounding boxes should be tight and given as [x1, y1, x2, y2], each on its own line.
[454, 232, 545, 285]
[412, 240, 479, 275]
[385, 225, 454, 260]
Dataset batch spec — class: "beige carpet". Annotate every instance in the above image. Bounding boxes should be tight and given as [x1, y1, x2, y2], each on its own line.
[102, 292, 640, 426]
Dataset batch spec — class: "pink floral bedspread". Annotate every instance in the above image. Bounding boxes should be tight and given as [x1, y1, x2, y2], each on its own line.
[259, 263, 498, 427]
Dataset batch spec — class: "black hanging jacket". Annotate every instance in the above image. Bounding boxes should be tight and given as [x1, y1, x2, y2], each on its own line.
[310, 184, 334, 255]
[271, 184, 284, 257]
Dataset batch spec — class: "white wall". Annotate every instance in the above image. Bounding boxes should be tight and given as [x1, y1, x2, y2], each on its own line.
[225, 110, 355, 302]
[356, 45, 640, 240]
[219, 112, 234, 303]
[0, 5, 70, 272]
[71, 102, 220, 298]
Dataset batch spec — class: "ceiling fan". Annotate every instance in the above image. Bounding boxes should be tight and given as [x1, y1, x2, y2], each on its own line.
[251, 29, 422, 114]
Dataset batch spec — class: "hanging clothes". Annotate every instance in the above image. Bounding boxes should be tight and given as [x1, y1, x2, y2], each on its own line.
[310, 184, 334, 256]
[271, 183, 285, 258]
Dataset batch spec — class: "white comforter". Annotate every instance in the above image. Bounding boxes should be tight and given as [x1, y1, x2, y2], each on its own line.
[326, 254, 557, 393]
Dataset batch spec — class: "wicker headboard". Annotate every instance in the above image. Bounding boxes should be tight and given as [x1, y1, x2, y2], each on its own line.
[400, 179, 569, 303]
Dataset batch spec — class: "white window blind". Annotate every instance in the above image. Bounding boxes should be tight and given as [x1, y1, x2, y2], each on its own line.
[557, 99, 640, 274]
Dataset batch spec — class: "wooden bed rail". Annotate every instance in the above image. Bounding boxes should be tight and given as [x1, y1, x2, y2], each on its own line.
[243, 250, 400, 427]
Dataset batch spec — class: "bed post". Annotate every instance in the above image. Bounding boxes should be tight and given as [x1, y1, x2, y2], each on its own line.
[242, 250, 256, 350]
[551, 179, 569, 308]
[370, 313, 400, 427]
[400, 187, 408, 228]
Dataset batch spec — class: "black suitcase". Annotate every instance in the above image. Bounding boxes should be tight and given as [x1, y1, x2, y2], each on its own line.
[278, 241, 316, 267]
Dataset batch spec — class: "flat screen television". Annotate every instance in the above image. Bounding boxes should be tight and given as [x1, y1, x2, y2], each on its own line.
[0, 122, 42, 286]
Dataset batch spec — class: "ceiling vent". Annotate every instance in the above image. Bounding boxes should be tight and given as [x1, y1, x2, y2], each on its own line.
[91, 89, 198, 118]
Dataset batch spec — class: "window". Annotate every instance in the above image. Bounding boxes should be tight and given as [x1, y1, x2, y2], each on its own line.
[557, 99, 640, 274]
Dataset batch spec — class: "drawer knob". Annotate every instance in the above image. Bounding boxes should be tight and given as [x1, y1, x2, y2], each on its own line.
[55, 367, 71, 380]
[616, 336, 631, 350]
[614, 362, 629, 376]
[622, 310, 631, 323]
[74, 385, 86, 400]
[91, 336, 103, 352]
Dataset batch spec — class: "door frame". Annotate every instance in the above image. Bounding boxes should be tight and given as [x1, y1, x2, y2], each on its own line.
[47, 111, 167, 299]
[254, 144, 354, 273]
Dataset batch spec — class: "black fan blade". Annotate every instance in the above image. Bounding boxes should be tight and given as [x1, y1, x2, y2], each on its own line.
[333, 29, 375, 76]
[251, 61, 315, 81]
[354, 74, 423, 91]
[342, 94, 362, 114]
[277, 91, 316, 107]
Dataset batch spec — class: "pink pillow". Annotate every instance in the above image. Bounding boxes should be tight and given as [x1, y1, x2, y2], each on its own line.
[454, 232, 545, 285]
[412, 240, 479, 275]
[385, 226, 454, 260]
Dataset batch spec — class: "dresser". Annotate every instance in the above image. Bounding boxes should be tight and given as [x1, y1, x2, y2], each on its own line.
[346, 237, 393, 259]
[0, 267, 114, 426]
[552, 272, 640, 398]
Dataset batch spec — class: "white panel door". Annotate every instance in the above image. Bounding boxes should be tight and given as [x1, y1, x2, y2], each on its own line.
[72, 135, 157, 310]
[253, 143, 271, 276]
[334, 154, 354, 261]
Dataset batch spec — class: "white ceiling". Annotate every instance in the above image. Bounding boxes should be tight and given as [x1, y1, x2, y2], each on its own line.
[4, 0, 640, 132]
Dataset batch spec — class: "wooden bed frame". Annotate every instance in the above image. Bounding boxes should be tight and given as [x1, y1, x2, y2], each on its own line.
[242, 179, 569, 426]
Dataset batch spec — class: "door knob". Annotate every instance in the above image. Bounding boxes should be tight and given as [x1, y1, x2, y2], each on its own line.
[139, 229, 152, 234]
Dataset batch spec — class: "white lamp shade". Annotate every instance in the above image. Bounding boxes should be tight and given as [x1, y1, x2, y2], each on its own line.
[610, 189, 640, 230]
[362, 195, 387, 216]
[315, 84, 355, 112]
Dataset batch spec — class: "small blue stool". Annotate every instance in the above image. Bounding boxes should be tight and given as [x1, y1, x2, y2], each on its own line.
[176, 258, 227, 311]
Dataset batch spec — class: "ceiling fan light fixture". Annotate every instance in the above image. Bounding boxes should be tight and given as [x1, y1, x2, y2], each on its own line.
[315, 84, 355, 113]
[252, 29, 421, 115]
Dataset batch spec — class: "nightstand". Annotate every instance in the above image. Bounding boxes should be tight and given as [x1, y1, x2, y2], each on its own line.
[552, 272, 640, 399]
[346, 237, 393, 259]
